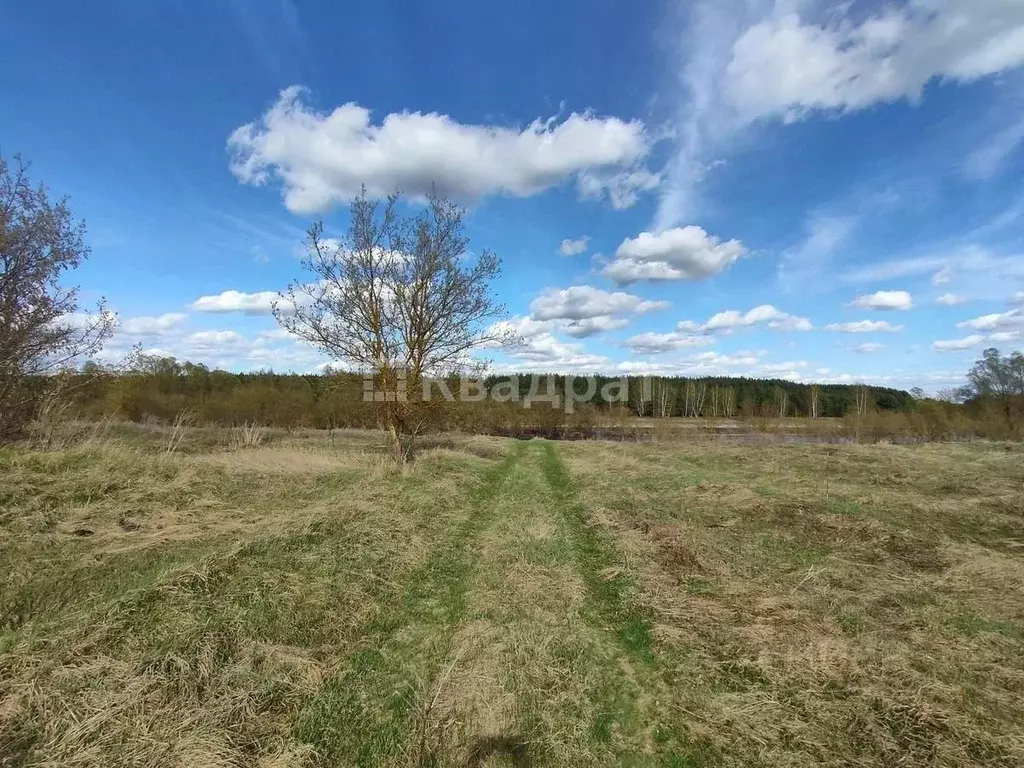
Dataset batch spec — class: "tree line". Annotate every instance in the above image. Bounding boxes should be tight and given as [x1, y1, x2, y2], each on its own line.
[50, 357, 917, 430]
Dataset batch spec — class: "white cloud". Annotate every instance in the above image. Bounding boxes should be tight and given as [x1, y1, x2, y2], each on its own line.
[624, 304, 809, 354]
[100, 322, 330, 373]
[957, 308, 1023, 331]
[702, 304, 812, 333]
[562, 316, 631, 338]
[654, 0, 1024, 228]
[933, 334, 987, 352]
[524, 286, 669, 339]
[190, 289, 281, 315]
[668, 304, 813, 336]
[849, 290, 914, 311]
[653, 0, 766, 229]
[842, 247, 1024, 304]
[936, 292, 967, 306]
[489, 316, 608, 371]
[577, 169, 662, 211]
[854, 342, 886, 354]
[623, 331, 715, 355]
[726, 2, 1024, 123]
[1011, 291, 1024, 305]
[530, 286, 668, 322]
[825, 320, 904, 333]
[229, 85, 656, 213]
[602, 226, 747, 284]
[610, 350, 765, 376]
[119, 313, 189, 336]
[258, 327, 299, 341]
[558, 236, 589, 257]
[489, 316, 555, 342]
[185, 330, 249, 348]
[770, 315, 814, 332]
[934, 312, 1022, 349]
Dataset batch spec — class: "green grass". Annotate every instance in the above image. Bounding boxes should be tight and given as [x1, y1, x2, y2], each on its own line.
[2, 424, 1024, 766]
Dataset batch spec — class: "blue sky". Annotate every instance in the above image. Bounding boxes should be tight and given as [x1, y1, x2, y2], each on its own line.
[3, 0, 1024, 391]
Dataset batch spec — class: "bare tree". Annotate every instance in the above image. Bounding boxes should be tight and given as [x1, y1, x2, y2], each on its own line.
[809, 384, 820, 419]
[274, 190, 511, 464]
[0, 153, 114, 439]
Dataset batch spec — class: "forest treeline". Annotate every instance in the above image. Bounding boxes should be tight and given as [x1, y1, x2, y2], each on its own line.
[50, 355, 915, 429]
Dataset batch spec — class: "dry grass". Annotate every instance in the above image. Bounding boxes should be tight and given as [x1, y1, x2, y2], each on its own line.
[561, 439, 1024, 766]
[2, 426, 1023, 766]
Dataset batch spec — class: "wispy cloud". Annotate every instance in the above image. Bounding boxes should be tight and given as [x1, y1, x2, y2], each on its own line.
[653, 0, 771, 231]
[654, 0, 1024, 230]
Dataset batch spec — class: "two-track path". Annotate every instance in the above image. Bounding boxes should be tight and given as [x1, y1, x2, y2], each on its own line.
[298, 441, 702, 767]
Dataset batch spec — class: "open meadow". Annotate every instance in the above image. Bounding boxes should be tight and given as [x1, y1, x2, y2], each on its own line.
[2, 425, 1024, 767]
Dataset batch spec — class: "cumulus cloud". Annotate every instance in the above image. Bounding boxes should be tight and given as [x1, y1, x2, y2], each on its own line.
[666, 304, 813, 336]
[702, 304, 812, 333]
[957, 308, 1023, 331]
[622, 303, 809, 354]
[854, 342, 886, 354]
[558, 236, 589, 256]
[770, 315, 814, 332]
[190, 290, 281, 315]
[825, 320, 904, 333]
[530, 286, 668, 322]
[932, 267, 952, 286]
[622, 331, 715, 355]
[848, 290, 913, 311]
[602, 226, 747, 284]
[647, 350, 761, 373]
[577, 169, 661, 210]
[933, 334, 987, 352]
[492, 316, 608, 372]
[229, 86, 657, 213]
[936, 293, 967, 306]
[100, 321, 329, 372]
[562, 316, 631, 338]
[119, 313, 189, 336]
[726, 1, 1024, 122]
[525, 285, 669, 339]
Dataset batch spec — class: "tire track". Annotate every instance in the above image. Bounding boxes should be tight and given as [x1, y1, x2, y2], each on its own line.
[538, 440, 718, 765]
[294, 443, 525, 766]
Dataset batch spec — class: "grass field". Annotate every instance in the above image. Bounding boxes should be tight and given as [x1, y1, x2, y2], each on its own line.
[2, 426, 1024, 766]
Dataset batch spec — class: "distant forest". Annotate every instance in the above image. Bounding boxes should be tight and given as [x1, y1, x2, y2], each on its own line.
[54, 355, 916, 430]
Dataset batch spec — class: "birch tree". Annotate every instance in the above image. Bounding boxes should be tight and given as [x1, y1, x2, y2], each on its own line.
[274, 190, 511, 464]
